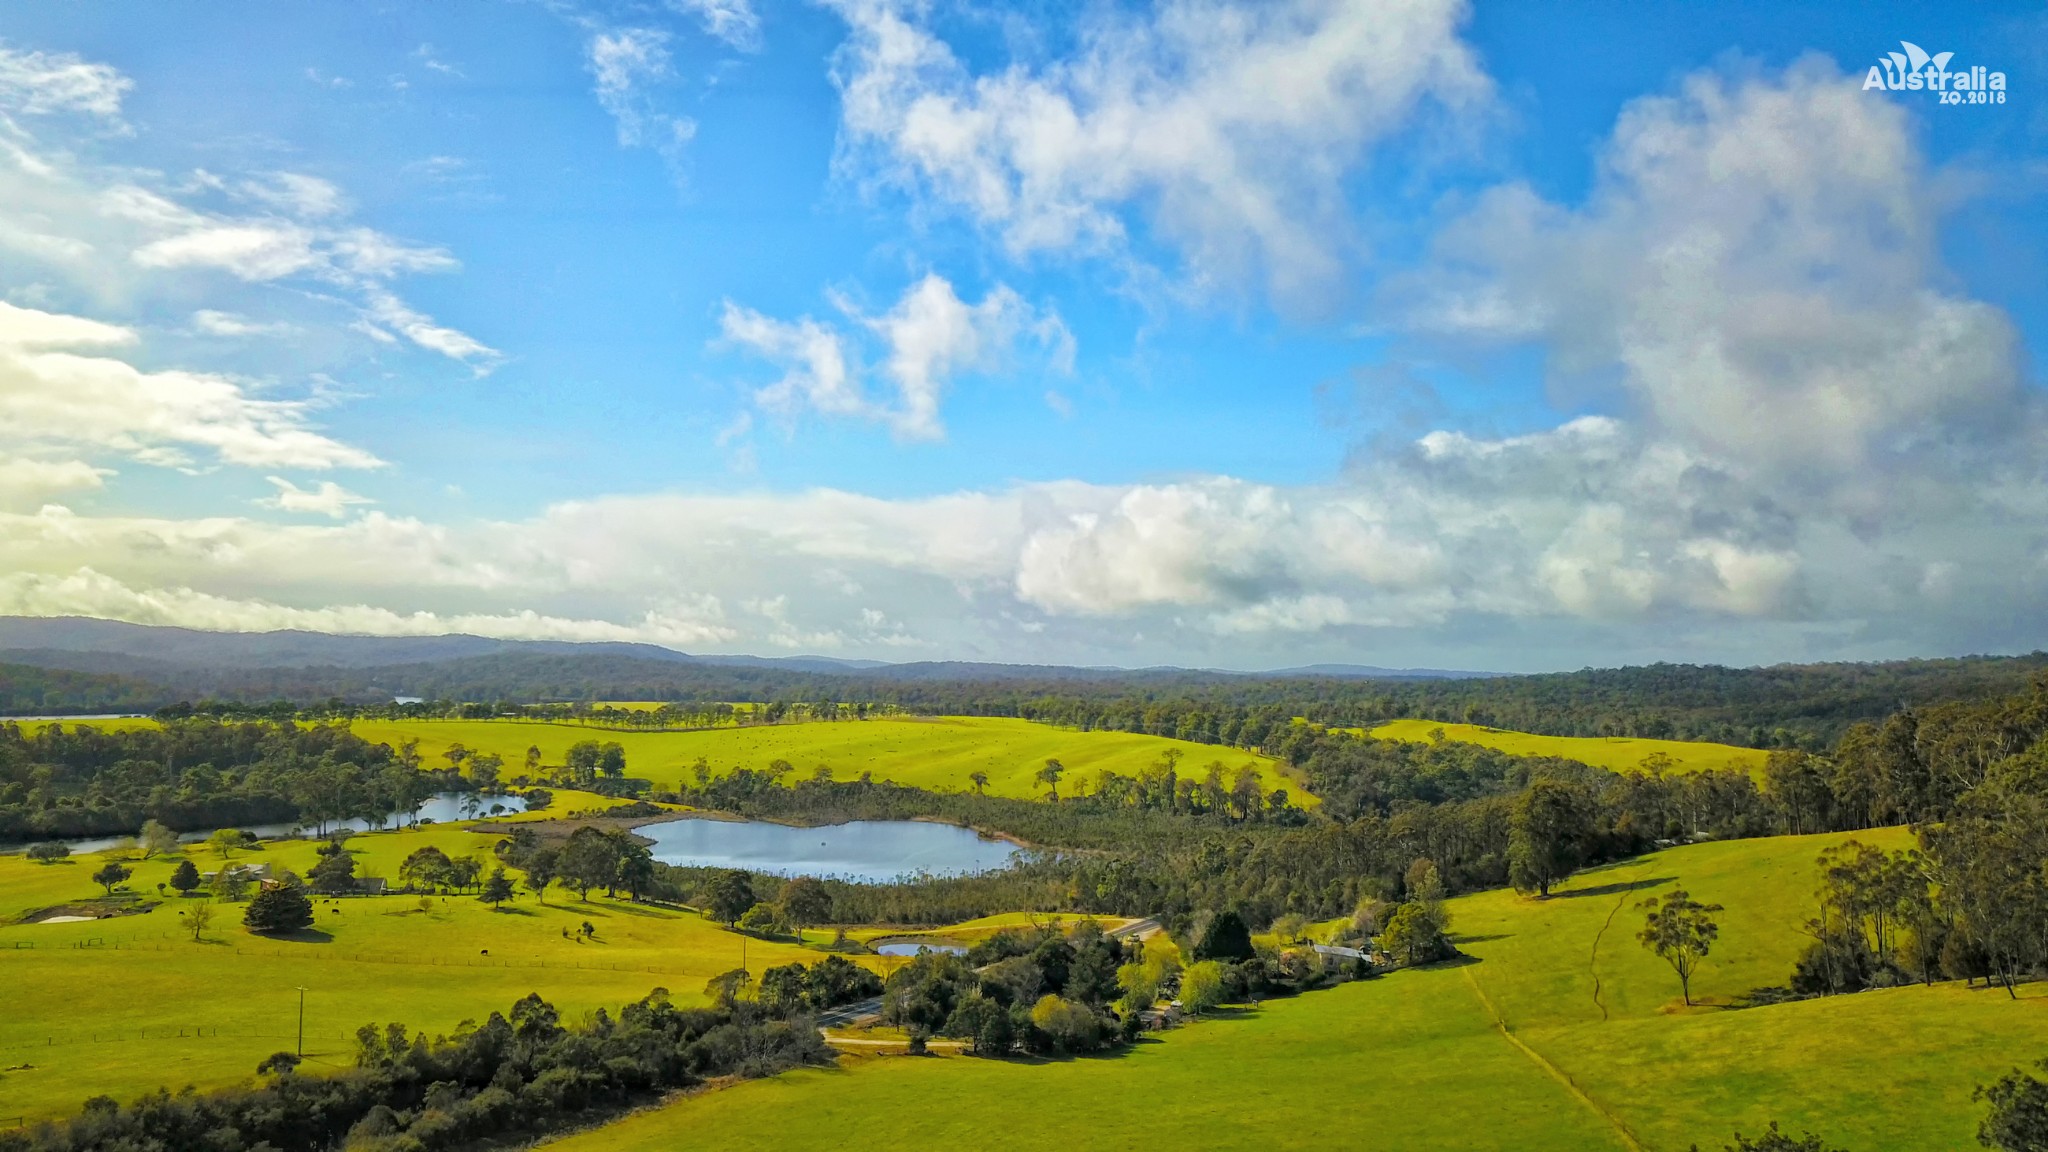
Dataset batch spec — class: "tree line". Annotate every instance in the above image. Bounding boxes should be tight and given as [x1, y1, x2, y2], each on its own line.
[0, 990, 830, 1152]
[14, 648, 2048, 753]
[0, 720, 474, 842]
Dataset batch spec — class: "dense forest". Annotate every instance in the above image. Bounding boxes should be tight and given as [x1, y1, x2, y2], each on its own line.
[0, 662, 167, 716]
[8, 636, 2048, 752]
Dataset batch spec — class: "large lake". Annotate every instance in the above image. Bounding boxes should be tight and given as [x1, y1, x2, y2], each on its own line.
[638, 818, 1023, 884]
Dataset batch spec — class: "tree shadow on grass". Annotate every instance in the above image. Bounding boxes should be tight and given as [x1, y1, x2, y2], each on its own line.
[1405, 952, 1482, 970]
[591, 901, 684, 920]
[252, 927, 335, 944]
[976, 1039, 1158, 1066]
[1554, 877, 1675, 900]
[1451, 933, 1511, 945]
[492, 906, 538, 916]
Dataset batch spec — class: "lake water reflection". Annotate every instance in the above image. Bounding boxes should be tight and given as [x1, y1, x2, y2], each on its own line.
[12, 791, 526, 856]
[637, 817, 1022, 884]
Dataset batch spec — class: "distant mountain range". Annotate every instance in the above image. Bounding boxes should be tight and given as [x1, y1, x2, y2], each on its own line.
[0, 617, 1495, 683]
[5, 617, 2044, 752]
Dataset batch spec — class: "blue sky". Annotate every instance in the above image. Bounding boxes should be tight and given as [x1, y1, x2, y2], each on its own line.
[0, 0, 2043, 670]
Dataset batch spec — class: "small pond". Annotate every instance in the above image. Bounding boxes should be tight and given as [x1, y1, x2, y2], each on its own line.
[638, 817, 1023, 885]
[873, 939, 969, 957]
[8, 791, 528, 856]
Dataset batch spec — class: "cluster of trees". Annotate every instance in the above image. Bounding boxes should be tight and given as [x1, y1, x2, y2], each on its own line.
[0, 720, 476, 841]
[1761, 680, 2048, 832]
[301, 699, 898, 731]
[1359, 860, 1456, 966]
[397, 845, 488, 894]
[494, 825, 663, 905]
[1787, 757, 2048, 998]
[0, 991, 829, 1152]
[883, 921, 1137, 1054]
[755, 955, 884, 1015]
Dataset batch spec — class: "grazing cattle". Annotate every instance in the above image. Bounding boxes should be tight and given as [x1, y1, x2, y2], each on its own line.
[480, 949, 489, 956]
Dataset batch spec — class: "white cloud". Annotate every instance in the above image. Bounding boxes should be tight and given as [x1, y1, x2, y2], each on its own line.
[0, 48, 2036, 670]
[0, 567, 739, 648]
[587, 29, 698, 168]
[669, 0, 761, 51]
[133, 221, 322, 280]
[720, 304, 864, 418]
[0, 388, 2039, 666]
[235, 172, 348, 219]
[362, 289, 499, 368]
[826, 0, 1488, 306]
[192, 309, 290, 337]
[413, 44, 465, 79]
[0, 457, 111, 511]
[258, 476, 375, 518]
[1403, 58, 2031, 494]
[721, 273, 1068, 440]
[0, 300, 381, 470]
[0, 48, 495, 370]
[0, 42, 131, 120]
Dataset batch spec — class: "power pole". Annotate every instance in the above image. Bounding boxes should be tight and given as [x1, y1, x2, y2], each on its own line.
[295, 986, 308, 1056]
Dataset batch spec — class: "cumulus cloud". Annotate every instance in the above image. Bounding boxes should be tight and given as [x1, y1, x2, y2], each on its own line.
[1362, 58, 2045, 650]
[1402, 59, 2033, 494]
[0, 52, 2037, 670]
[0, 567, 739, 649]
[0, 300, 381, 471]
[826, 0, 1488, 306]
[0, 457, 111, 511]
[721, 273, 1069, 440]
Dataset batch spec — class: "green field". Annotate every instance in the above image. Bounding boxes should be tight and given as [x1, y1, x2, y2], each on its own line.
[540, 828, 2045, 1152]
[10, 716, 160, 736]
[349, 715, 1302, 803]
[1367, 719, 1770, 778]
[0, 822, 869, 1123]
[847, 910, 1133, 945]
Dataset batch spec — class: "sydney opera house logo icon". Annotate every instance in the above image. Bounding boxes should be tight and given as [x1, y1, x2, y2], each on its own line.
[1864, 41, 2008, 104]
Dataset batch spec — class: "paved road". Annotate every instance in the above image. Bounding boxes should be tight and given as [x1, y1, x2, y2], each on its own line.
[1109, 916, 1161, 939]
[815, 996, 882, 1028]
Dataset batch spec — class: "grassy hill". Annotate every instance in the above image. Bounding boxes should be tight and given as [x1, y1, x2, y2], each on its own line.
[348, 715, 1302, 803]
[1366, 718, 1770, 778]
[540, 828, 2045, 1152]
[0, 817, 868, 1123]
